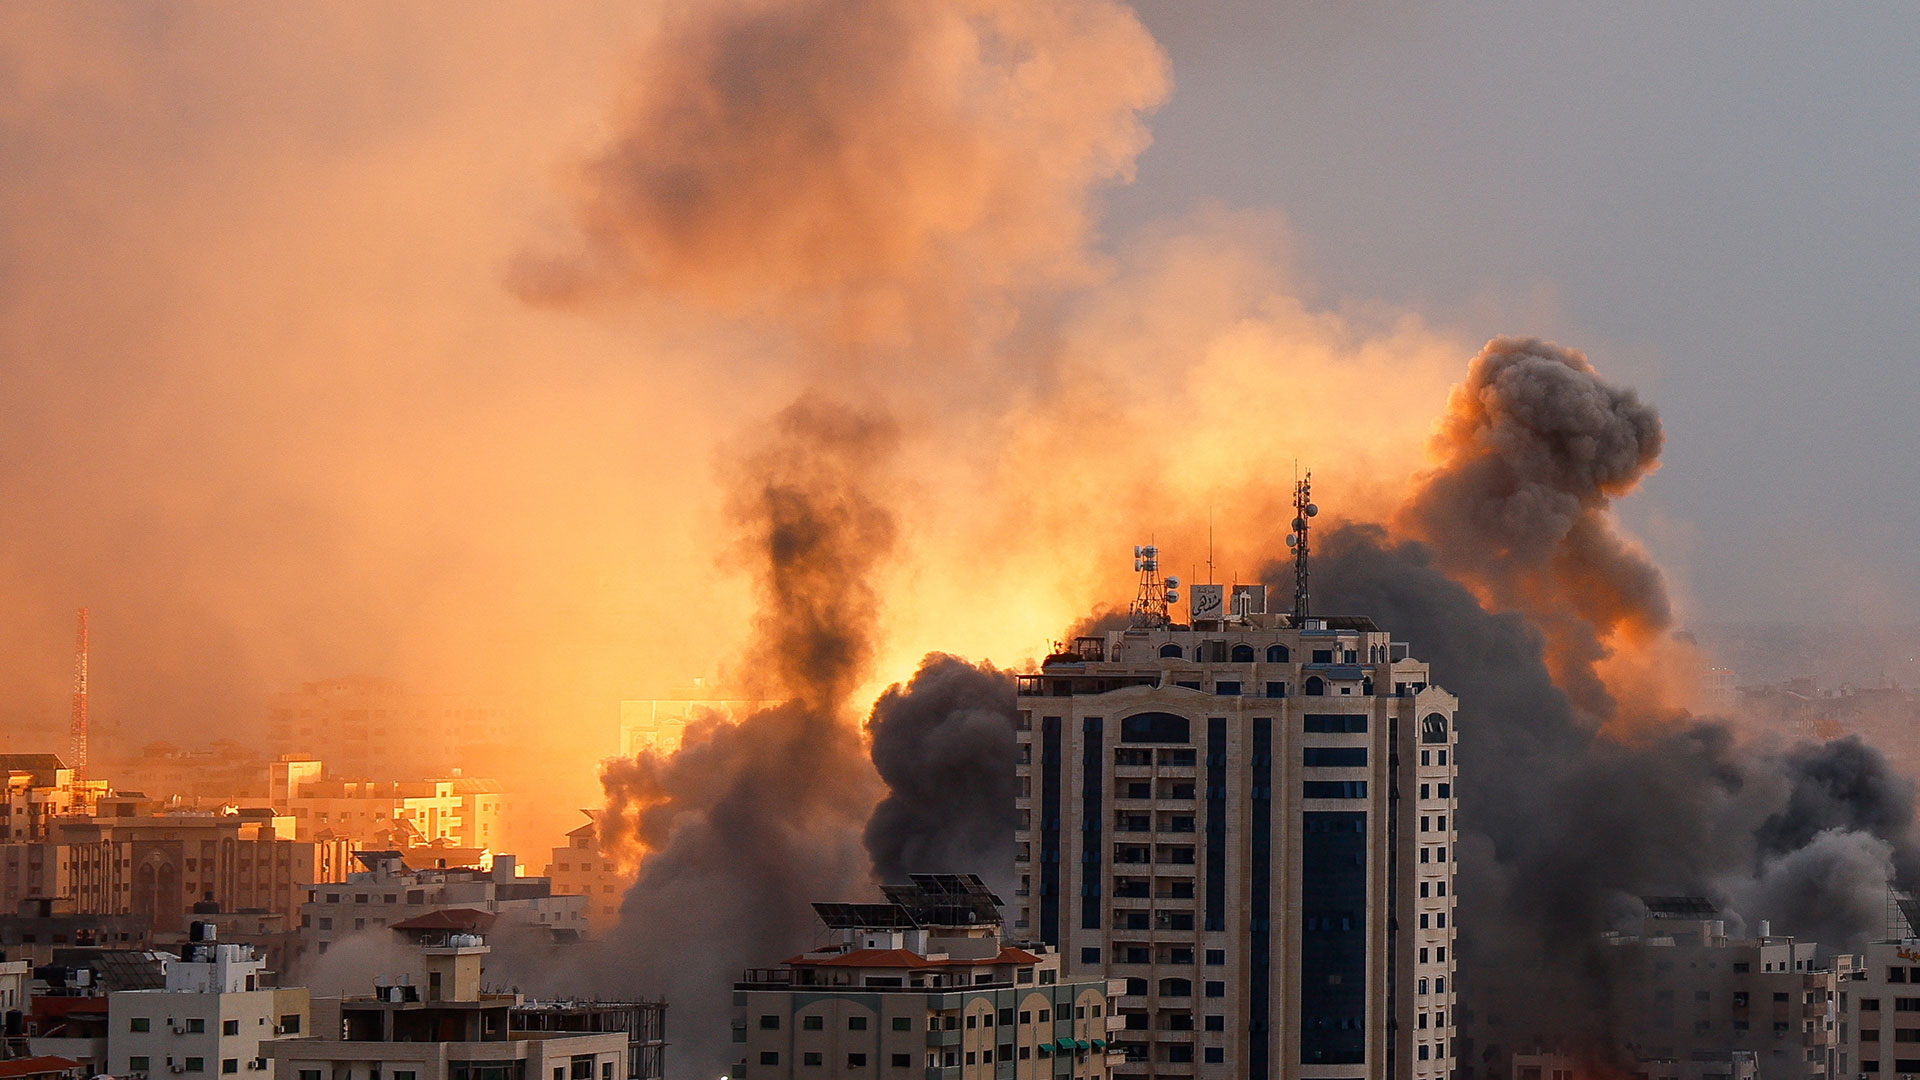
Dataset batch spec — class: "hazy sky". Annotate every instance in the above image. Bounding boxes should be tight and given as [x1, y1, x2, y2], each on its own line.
[1123, 2, 1920, 623]
[2, 2, 1915, 771]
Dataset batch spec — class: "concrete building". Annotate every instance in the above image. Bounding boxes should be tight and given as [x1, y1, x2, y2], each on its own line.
[266, 679, 516, 781]
[268, 933, 628, 1080]
[1832, 932, 1920, 1078]
[1013, 592, 1459, 1080]
[617, 686, 776, 760]
[298, 853, 586, 961]
[1512, 1049, 1760, 1080]
[509, 1003, 665, 1080]
[100, 744, 273, 805]
[0, 756, 114, 842]
[0, 896, 149, 966]
[107, 925, 311, 1080]
[734, 875, 1123, 1080]
[38, 810, 354, 936]
[267, 762, 503, 853]
[1593, 899, 1839, 1080]
[544, 813, 631, 934]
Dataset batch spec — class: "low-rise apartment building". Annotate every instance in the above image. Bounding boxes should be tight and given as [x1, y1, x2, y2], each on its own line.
[544, 812, 631, 934]
[734, 875, 1124, 1080]
[107, 924, 311, 1080]
[299, 853, 585, 960]
[268, 933, 628, 1080]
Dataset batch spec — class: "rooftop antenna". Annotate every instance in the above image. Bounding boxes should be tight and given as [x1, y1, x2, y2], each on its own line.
[1287, 470, 1317, 622]
[1128, 545, 1179, 629]
[70, 607, 89, 780]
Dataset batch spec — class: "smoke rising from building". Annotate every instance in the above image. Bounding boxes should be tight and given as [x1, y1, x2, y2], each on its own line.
[592, 399, 894, 1077]
[863, 654, 1019, 898]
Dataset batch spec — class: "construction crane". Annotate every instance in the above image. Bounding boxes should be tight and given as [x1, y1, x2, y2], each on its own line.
[70, 607, 88, 780]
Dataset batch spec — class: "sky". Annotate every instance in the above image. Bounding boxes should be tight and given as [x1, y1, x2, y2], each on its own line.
[1123, 2, 1920, 623]
[1, 2, 1917, 831]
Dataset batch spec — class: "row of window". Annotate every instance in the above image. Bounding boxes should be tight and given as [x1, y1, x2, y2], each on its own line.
[129, 1017, 300, 1035]
[127, 1059, 268, 1074]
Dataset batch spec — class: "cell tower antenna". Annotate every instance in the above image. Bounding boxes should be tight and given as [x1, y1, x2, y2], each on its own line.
[1287, 472, 1318, 622]
[70, 607, 89, 780]
[1127, 544, 1179, 629]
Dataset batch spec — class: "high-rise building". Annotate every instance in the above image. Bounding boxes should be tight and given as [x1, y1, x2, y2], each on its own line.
[733, 875, 1123, 1080]
[1013, 592, 1459, 1080]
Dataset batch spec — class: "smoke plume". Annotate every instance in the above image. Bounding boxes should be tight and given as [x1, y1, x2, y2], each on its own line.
[863, 654, 1019, 896]
[591, 399, 894, 1077]
[1396, 336, 1669, 721]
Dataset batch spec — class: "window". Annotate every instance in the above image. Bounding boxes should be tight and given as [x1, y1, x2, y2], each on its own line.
[1205, 949, 1225, 965]
[1304, 676, 1326, 696]
[1312, 649, 1334, 663]
[222, 1061, 238, 1075]
[759, 1053, 779, 1066]
[130, 1059, 150, 1073]
[1266, 644, 1289, 662]
[966, 1015, 977, 1029]
[849, 1016, 868, 1031]
[1303, 713, 1366, 733]
[279, 1015, 301, 1034]
[1898, 998, 1920, 1012]
[1121, 712, 1190, 743]
[1265, 681, 1286, 698]
[186, 1019, 206, 1034]
[890, 1055, 910, 1068]
[1303, 747, 1367, 767]
[131, 1018, 151, 1032]
[1159, 643, 1183, 658]
[846, 1055, 866, 1069]
[223, 1020, 240, 1036]
[1204, 981, 1225, 998]
[760, 1015, 781, 1029]
[1230, 644, 1256, 662]
[1866, 999, 1883, 1011]
[299, 1072, 321, 1080]
[1303, 780, 1367, 799]
[1204, 1048, 1224, 1064]
[1082, 947, 1101, 964]
[1422, 714, 1448, 743]
[893, 1017, 911, 1031]
[803, 1015, 823, 1031]
[185, 1060, 206, 1074]
[1205, 1015, 1224, 1032]
[1214, 681, 1242, 696]
[1895, 969, 1910, 984]
[1160, 978, 1192, 996]
[802, 1054, 822, 1067]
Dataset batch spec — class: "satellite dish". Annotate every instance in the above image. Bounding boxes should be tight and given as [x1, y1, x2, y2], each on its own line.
[1306, 504, 1319, 517]
[1166, 576, 1180, 587]
[1286, 535, 1297, 548]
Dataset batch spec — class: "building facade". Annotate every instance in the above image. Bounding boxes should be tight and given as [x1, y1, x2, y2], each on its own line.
[107, 926, 311, 1080]
[267, 762, 502, 853]
[266, 679, 517, 781]
[268, 934, 628, 1080]
[1, 755, 114, 842]
[735, 876, 1123, 1080]
[1014, 608, 1458, 1080]
[1596, 901, 1839, 1080]
[298, 853, 585, 961]
[544, 812, 631, 934]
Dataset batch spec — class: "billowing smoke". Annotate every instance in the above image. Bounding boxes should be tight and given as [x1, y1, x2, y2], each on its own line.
[864, 654, 1018, 896]
[1295, 346, 1920, 1068]
[1396, 336, 1669, 721]
[590, 399, 894, 1077]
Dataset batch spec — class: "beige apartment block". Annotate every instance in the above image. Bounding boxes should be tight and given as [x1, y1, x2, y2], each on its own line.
[735, 876, 1124, 1080]
[107, 926, 311, 1080]
[1015, 605, 1459, 1080]
[1, 755, 115, 842]
[268, 761, 503, 853]
[3, 811, 352, 936]
[544, 812, 631, 933]
[298, 853, 585, 964]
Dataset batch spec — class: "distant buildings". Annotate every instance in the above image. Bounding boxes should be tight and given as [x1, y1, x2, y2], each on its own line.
[0, 896, 150, 966]
[617, 686, 775, 760]
[107, 925, 310, 1080]
[734, 875, 1122, 1080]
[297, 853, 585, 960]
[1835, 927, 1920, 1079]
[544, 811, 632, 934]
[267, 759, 503, 853]
[267, 678, 517, 780]
[0, 755, 116, 842]
[1015, 602, 1459, 1080]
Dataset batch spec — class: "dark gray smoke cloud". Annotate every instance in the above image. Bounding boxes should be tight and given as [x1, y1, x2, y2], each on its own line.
[1305, 523, 1920, 1069]
[863, 654, 1018, 897]
[589, 398, 895, 1078]
[1396, 335, 1669, 719]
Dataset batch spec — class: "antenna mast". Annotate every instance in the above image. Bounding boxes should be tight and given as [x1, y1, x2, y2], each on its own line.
[70, 607, 89, 780]
[1127, 545, 1180, 629]
[1287, 473, 1318, 622]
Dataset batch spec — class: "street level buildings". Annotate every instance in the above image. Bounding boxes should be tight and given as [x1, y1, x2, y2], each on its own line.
[734, 876, 1123, 1080]
[298, 853, 586, 961]
[1015, 605, 1459, 1080]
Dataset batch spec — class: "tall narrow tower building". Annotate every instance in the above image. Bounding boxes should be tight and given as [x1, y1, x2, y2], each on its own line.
[1013, 559, 1458, 1080]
